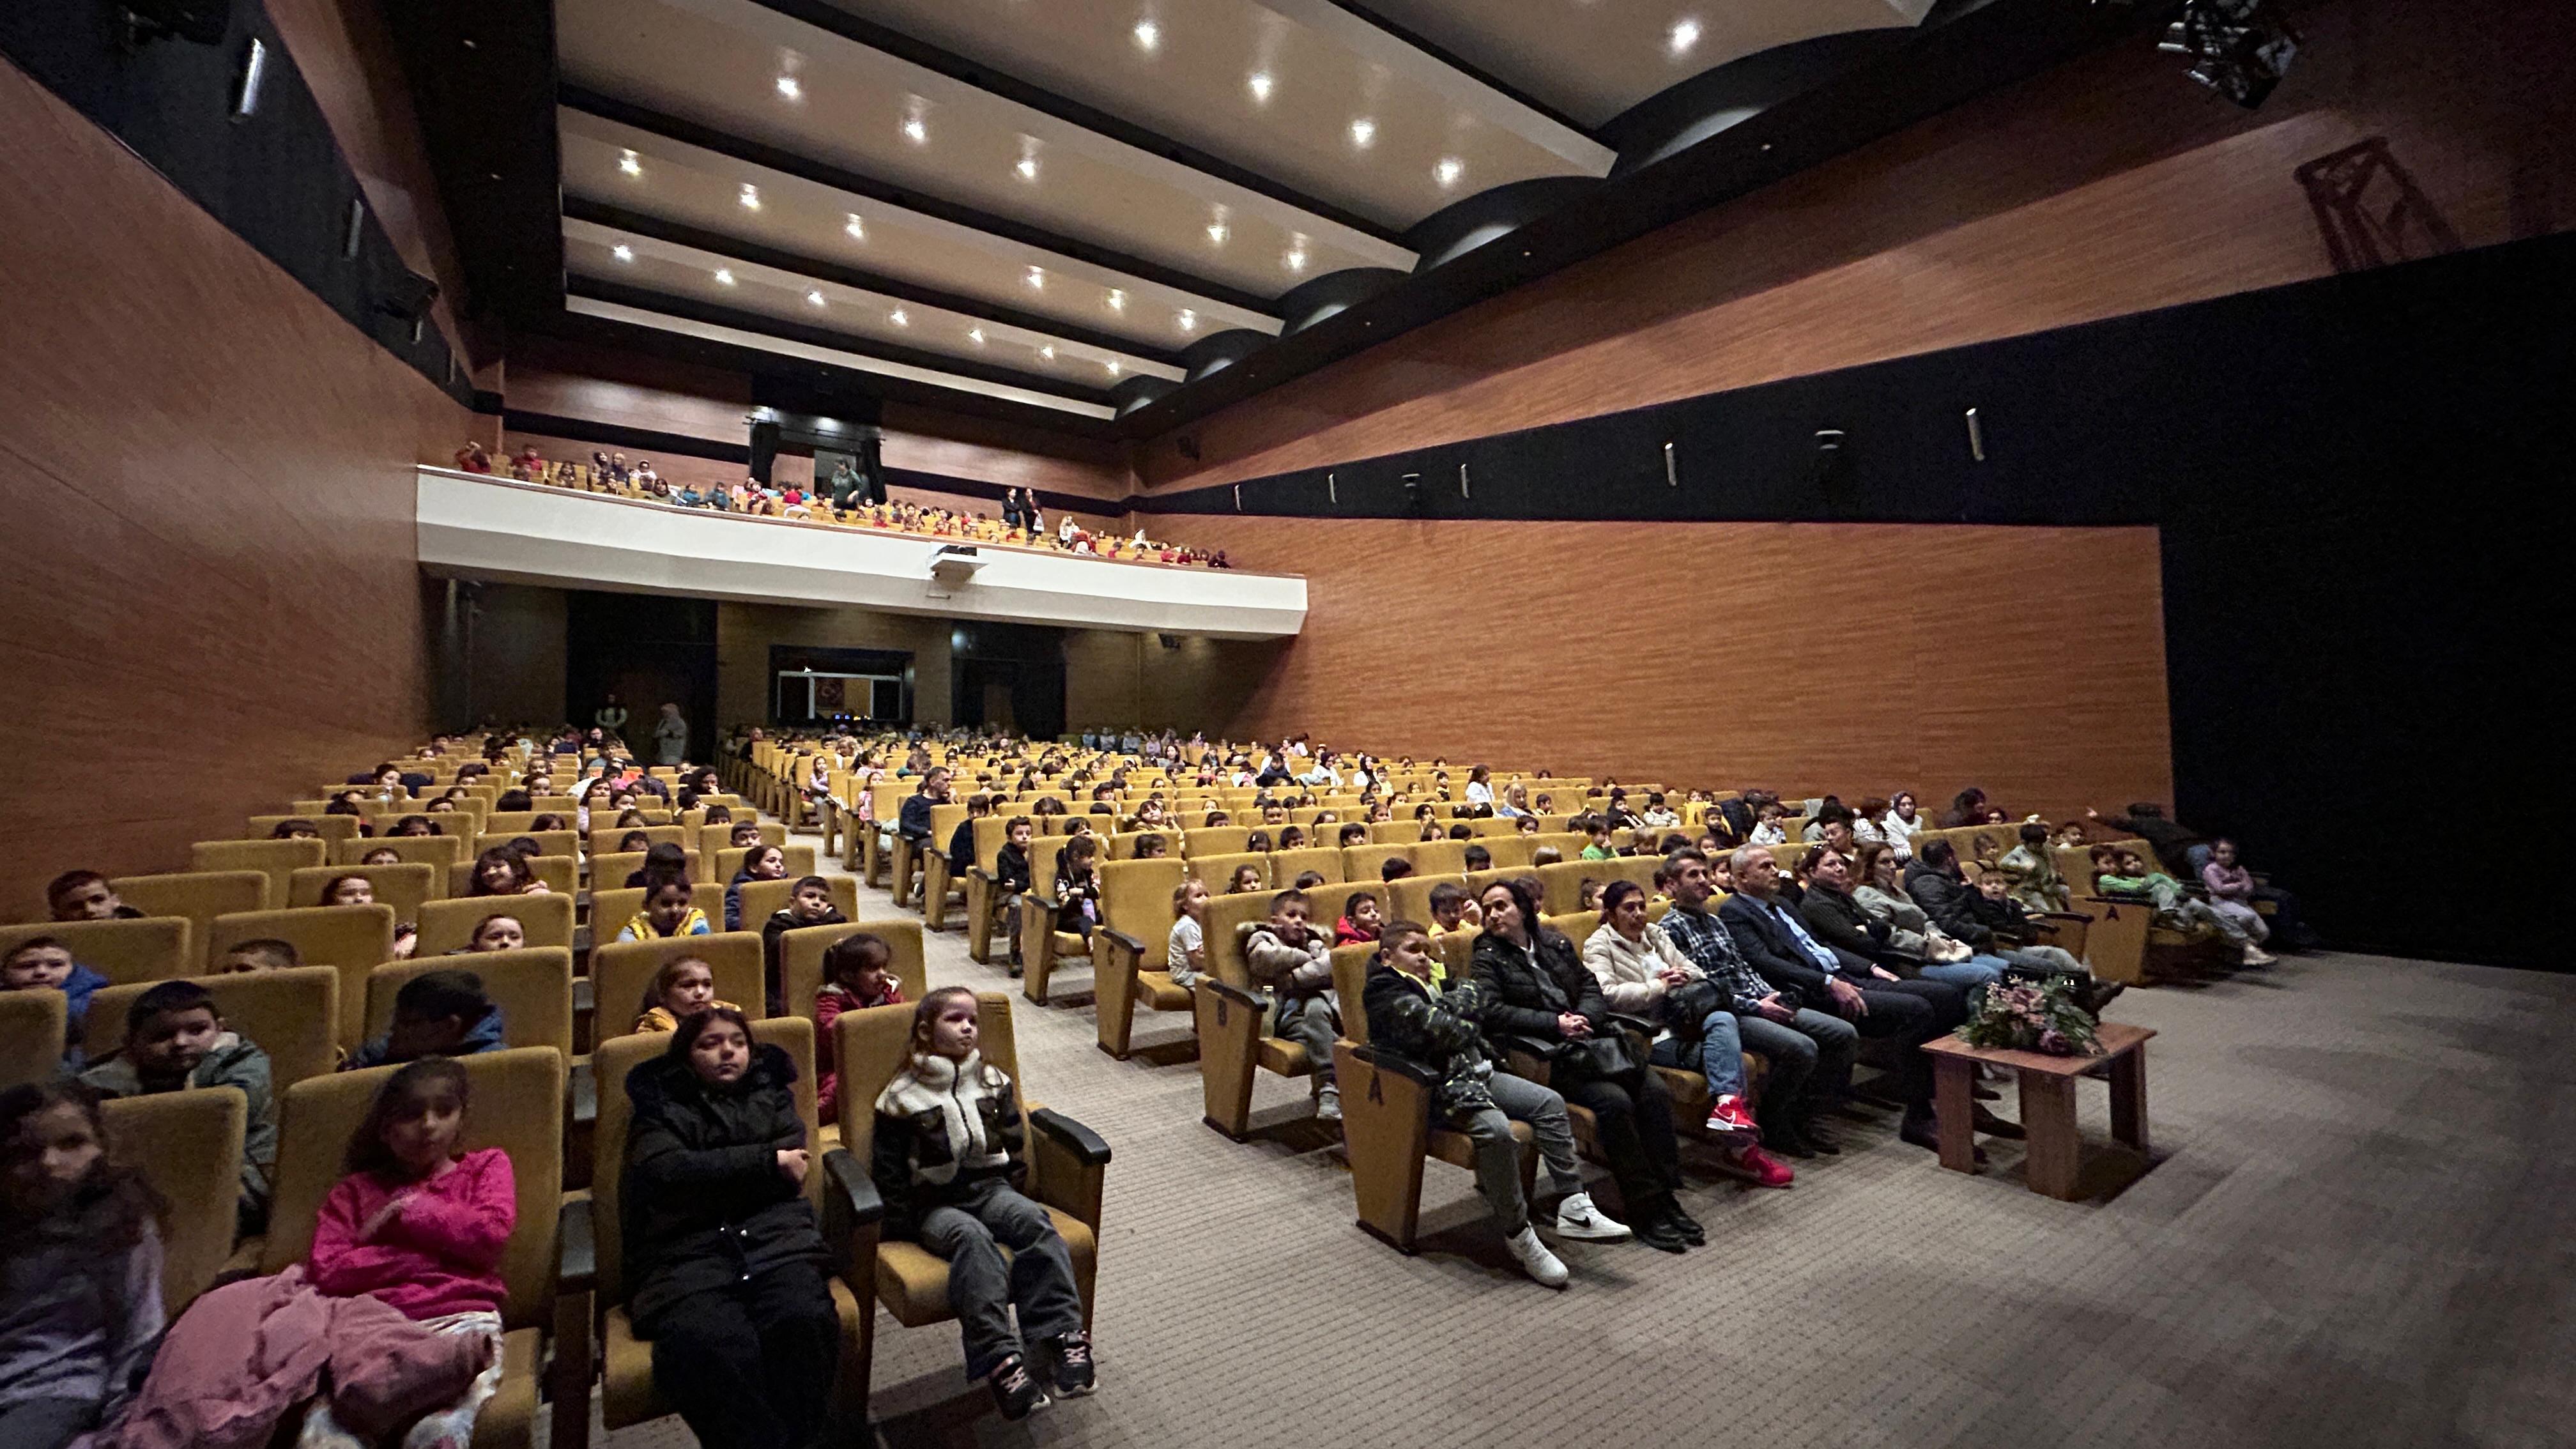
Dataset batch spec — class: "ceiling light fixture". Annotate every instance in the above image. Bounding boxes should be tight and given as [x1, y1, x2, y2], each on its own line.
[1105, 289, 1126, 312]
[1247, 72, 1273, 103]
[1106, 359, 1123, 376]
[738, 183, 760, 210]
[775, 75, 801, 100]
[901, 113, 928, 144]
[1284, 245, 1308, 272]
[1668, 18, 1701, 56]
[1206, 221, 1229, 245]
[1025, 266, 1045, 289]
[1176, 309, 1197, 333]
[1434, 157, 1464, 188]
[968, 327, 986, 346]
[618, 150, 641, 176]
[1349, 118, 1376, 148]
[1039, 344, 1056, 360]
[1015, 155, 1039, 181]
[611, 244, 634, 262]
[1132, 18, 1159, 51]
[806, 289, 826, 307]
[714, 268, 735, 286]
[845, 213, 865, 240]
[889, 308, 909, 326]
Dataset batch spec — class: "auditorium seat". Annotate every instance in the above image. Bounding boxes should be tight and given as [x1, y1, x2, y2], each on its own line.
[189, 838, 326, 910]
[105, 1090, 245, 1315]
[82, 966, 341, 1089]
[588, 933, 767, 1044]
[0, 916, 193, 986]
[203, 904, 396, 1046]
[110, 870, 266, 968]
[1090, 858, 1190, 1059]
[414, 892, 578, 955]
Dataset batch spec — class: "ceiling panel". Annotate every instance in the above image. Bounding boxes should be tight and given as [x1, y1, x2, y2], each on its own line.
[560, 109, 1278, 352]
[565, 295, 1121, 420]
[815, 0, 1611, 229]
[565, 218, 1183, 389]
[555, 0, 1417, 302]
[1354, 0, 1936, 128]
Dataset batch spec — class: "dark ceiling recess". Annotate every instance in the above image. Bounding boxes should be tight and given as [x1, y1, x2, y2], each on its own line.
[385, 0, 2151, 440]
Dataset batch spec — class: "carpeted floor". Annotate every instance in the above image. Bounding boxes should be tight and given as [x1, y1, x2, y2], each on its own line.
[574, 851, 2576, 1449]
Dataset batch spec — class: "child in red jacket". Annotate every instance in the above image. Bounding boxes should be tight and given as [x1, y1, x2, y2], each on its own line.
[814, 933, 904, 1121]
[1332, 891, 1384, 947]
[303, 1058, 514, 1448]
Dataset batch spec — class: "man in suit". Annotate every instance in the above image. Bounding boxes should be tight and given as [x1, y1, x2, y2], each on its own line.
[1718, 846, 1967, 1152]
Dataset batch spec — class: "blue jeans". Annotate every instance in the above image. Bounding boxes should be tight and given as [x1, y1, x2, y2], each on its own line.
[1648, 1010, 1747, 1098]
[1915, 956, 2006, 1009]
[2184, 843, 2215, 874]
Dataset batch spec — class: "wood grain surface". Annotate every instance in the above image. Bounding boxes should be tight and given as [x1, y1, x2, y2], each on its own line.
[0, 64, 452, 921]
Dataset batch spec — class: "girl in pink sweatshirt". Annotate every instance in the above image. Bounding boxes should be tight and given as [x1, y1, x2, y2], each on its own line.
[302, 1058, 516, 1449]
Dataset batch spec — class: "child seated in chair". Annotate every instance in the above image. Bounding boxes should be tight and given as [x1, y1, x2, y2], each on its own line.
[1053, 836, 1103, 944]
[625, 1008, 841, 1448]
[1133, 832, 1170, 861]
[77, 981, 278, 1234]
[635, 956, 738, 1035]
[1166, 880, 1209, 986]
[620, 878, 712, 943]
[1243, 890, 1340, 1122]
[815, 934, 903, 1120]
[1333, 891, 1384, 947]
[725, 844, 788, 932]
[215, 938, 301, 973]
[0, 1081, 168, 1449]
[1428, 882, 1482, 936]
[2, 939, 108, 1068]
[349, 970, 507, 1068]
[994, 818, 1035, 976]
[871, 988, 1093, 1422]
[43, 870, 143, 923]
[762, 877, 847, 1013]
[304, 1058, 512, 1448]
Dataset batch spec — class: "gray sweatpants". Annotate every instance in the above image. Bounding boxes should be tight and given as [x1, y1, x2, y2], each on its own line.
[1273, 992, 1339, 1091]
[1454, 1070, 1584, 1236]
[919, 1179, 1085, 1380]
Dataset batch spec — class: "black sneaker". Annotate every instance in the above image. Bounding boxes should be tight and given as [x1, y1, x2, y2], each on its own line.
[1038, 1330, 1096, 1397]
[1800, 1119, 1843, 1155]
[1661, 1204, 1706, 1246]
[989, 1354, 1050, 1421]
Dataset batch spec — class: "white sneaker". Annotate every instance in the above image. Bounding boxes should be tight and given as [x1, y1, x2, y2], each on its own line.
[1552, 1192, 1630, 1242]
[1505, 1226, 1568, 1288]
[1315, 1087, 1342, 1122]
[2241, 944, 2276, 966]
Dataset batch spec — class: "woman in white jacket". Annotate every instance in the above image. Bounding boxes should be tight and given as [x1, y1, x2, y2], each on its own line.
[1878, 792, 1925, 860]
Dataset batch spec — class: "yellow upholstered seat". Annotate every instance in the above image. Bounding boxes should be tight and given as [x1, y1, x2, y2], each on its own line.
[0, 916, 194, 986]
[83, 966, 342, 1089]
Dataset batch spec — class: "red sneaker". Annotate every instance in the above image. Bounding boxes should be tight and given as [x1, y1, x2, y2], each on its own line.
[1705, 1094, 1758, 1140]
[1731, 1144, 1795, 1188]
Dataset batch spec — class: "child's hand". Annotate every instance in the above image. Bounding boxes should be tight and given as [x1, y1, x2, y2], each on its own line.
[776, 1148, 811, 1186]
[359, 1192, 413, 1241]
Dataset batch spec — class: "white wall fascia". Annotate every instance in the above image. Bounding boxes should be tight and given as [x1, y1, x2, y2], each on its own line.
[415, 470, 1305, 640]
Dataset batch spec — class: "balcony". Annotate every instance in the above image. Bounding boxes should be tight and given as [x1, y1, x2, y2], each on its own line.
[415, 469, 1303, 638]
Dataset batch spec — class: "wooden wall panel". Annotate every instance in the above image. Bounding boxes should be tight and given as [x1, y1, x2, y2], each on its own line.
[0, 63, 452, 921]
[1138, 0, 2576, 491]
[878, 402, 1130, 500]
[1162, 516, 2170, 819]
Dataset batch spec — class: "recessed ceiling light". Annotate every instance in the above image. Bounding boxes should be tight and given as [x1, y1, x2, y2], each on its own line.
[714, 268, 735, 286]
[1107, 359, 1123, 376]
[1246, 72, 1273, 103]
[618, 150, 641, 176]
[738, 183, 760, 210]
[889, 308, 909, 326]
[968, 327, 986, 345]
[901, 114, 928, 144]
[775, 75, 801, 100]
[1349, 118, 1376, 148]
[806, 289, 826, 307]
[1284, 246, 1308, 273]
[1668, 18, 1701, 55]
[1176, 309, 1197, 333]
[845, 213, 865, 240]
[1039, 344, 1056, 361]
[1132, 18, 1159, 51]
[1015, 155, 1039, 181]
[1434, 157, 1464, 188]
[1025, 266, 1045, 289]
[611, 244, 634, 262]
[1105, 289, 1126, 312]
[1206, 221, 1229, 245]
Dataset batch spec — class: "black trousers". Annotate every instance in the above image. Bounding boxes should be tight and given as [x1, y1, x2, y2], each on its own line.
[1558, 1068, 1682, 1219]
[1851, 977, 1966, 1109]
[644, 1260, 840, 1449]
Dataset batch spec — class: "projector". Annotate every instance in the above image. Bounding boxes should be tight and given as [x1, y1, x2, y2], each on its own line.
[929, 546, 984, 586]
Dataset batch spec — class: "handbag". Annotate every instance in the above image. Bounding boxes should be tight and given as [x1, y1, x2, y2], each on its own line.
[1659, 979, 1729, 1036]
[1558, 1027, 1648, 1081]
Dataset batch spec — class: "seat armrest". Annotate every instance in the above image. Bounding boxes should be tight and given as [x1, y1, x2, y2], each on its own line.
[822, 1147, 884, 1223]
[571, 1060, 597, 1128]
[972, 867, 997, 887]
[556, 1197, 596, 1294]
[1098, 928, 1145, 959]
[1201, 977, 1264, 1013]
[1027, 889, 1063, 914]
[2034, 912, 2092, 924]
[1029, 1107, 1112, 1167]
[572, 977, 594, 1015]
[1349, 1042, 1438, 1088]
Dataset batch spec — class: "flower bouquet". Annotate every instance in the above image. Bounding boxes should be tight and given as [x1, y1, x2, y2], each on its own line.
[1955, 976, 2102, 1057]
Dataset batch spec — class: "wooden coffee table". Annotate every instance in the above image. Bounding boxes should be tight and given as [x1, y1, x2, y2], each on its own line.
[1923, 1022, 2154, 1200]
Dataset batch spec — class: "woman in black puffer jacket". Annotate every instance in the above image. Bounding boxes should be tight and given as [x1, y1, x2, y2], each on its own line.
[622, 1008, 838, 1449]
[1468, 878, 1696, 1255]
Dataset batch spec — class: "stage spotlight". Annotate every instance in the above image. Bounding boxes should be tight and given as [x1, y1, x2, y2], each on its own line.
[2159, 0, 2301, 109]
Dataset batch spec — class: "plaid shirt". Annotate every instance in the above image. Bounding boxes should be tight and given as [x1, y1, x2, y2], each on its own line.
[1659, 903, 1771, 1014]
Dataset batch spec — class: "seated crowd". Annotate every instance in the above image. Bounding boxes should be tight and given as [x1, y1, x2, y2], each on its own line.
[452, 441, 1227, 567]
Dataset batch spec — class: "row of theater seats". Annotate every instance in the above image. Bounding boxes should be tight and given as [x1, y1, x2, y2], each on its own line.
[3, 744, 1116, 1447]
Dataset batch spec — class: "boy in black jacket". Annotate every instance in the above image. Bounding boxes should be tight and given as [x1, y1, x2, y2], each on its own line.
[761, 875, 847, 1015]
[991, 816, 1034, 974]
